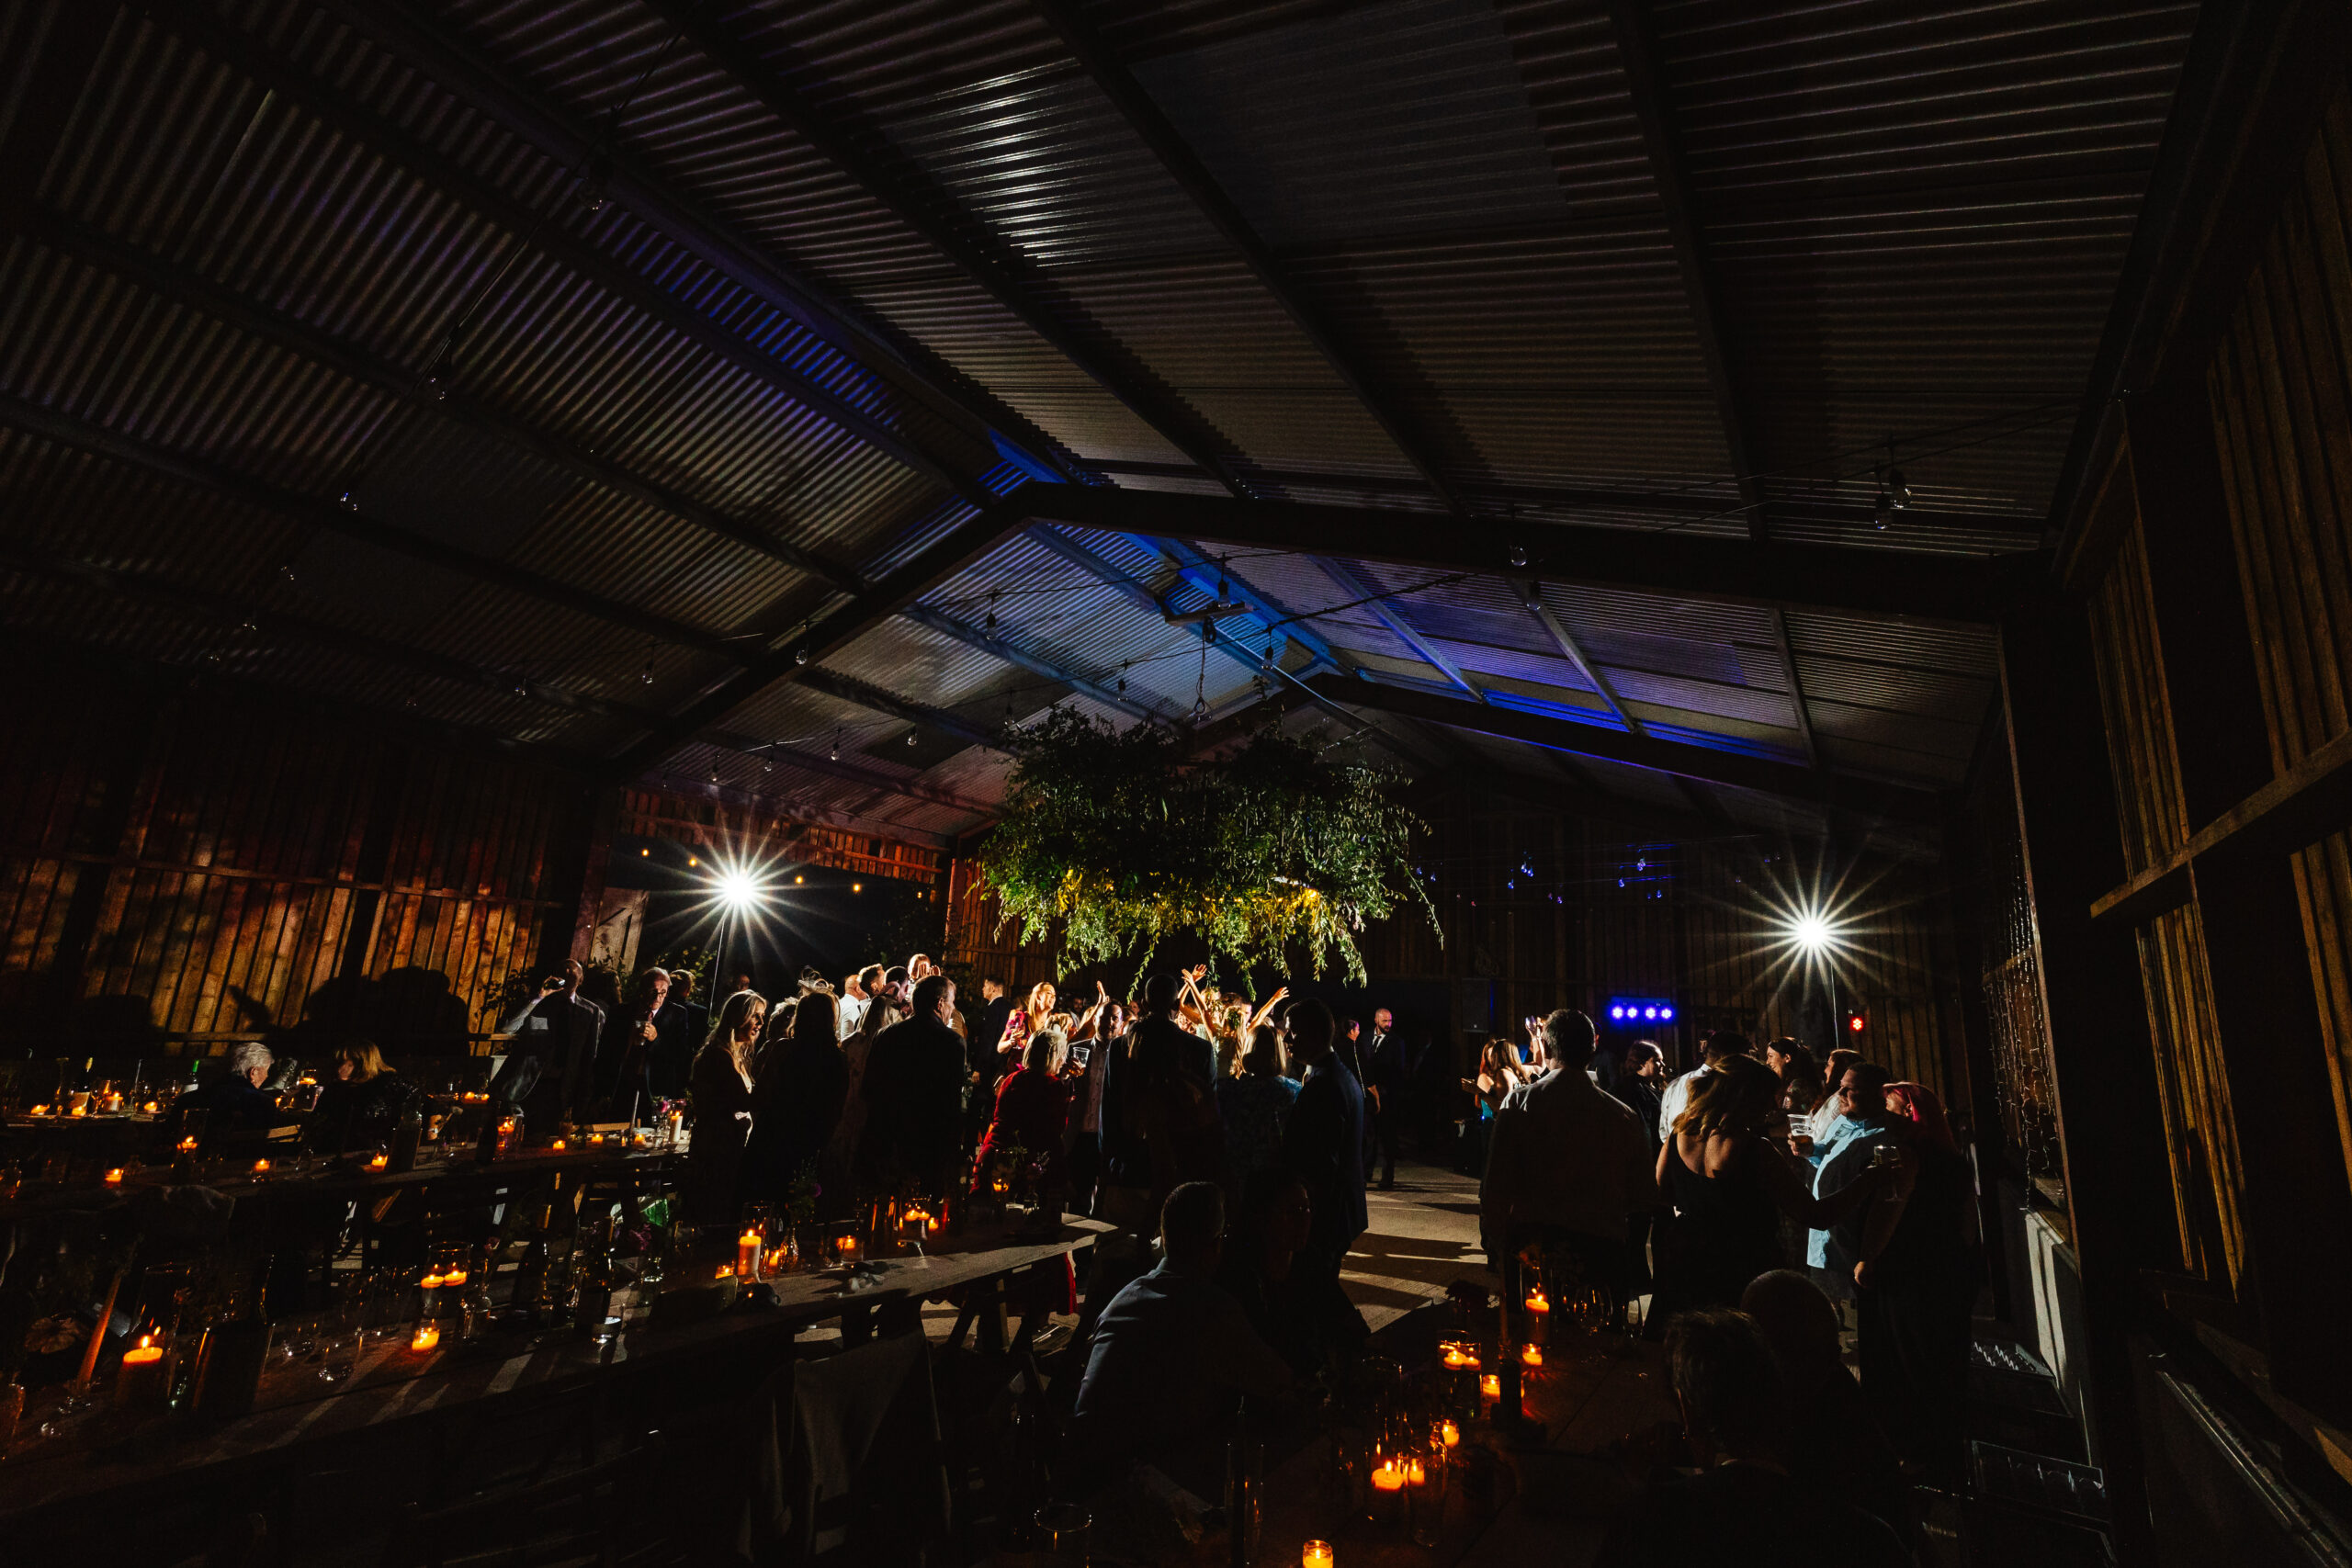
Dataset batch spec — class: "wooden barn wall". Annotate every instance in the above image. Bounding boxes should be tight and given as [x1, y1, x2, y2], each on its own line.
[2086, 516, 2246, 1287]
[0, 653, 600, 1055]
[2210, 86, 2352, 1194]
[944, 782, 1969, 1106]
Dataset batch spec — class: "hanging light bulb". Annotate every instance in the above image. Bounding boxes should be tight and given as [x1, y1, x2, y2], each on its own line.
[1886, 466, 1911, 509]
[1510, 544, 1529, 569]
[830, 728, 840, 761]
[1117, 660, 1129, 695]
[794, 647, 809, 665]
[1872, 491, 1894, 530]
[907, 730, 918, 747]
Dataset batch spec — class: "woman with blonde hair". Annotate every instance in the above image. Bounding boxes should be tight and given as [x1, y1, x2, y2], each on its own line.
[974, 1025, 1073, 1197]
[685, 989, 765, 1227]
[996, 979, 1057, 1060]
[1654, 1055, 1883, 1314]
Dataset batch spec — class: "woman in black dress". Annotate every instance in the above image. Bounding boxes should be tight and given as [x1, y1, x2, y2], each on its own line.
[1654, 1056, 1881, 1315]
[684, 990, 765, 1231]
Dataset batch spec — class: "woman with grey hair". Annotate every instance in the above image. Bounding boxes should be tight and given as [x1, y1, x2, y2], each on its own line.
[971, 1026, 1072, 1196]
[184, 1041, 281, 1128]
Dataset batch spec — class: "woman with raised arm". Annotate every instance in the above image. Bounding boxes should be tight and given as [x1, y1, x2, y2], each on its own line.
[996, 979, 1057, 1059]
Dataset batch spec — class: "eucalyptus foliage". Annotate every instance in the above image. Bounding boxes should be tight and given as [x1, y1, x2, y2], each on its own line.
[978, 710, 1438, 984]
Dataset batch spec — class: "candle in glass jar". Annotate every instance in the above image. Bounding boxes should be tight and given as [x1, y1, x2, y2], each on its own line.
[1441, 1420, 1460, 1448]
[1521, 1343, 1544, 1368]
[1480, 1373, 1500, 1404]
[442, 1268, 468, 1287]
[1406, 1458, 1427, 1487]
[28, 1104, 48, 1116]
[1370, 1460, 1408, 1493]
[411, 1325, 439, 1352]
[737, 1229, 761, 1278]
[367, 1153, 389, 1170]
[115, 1337, 166, 1409]
[715, 1263, 734, 1280]
[103, 1168, 123, 1185]
[141, 1100, 159, 1114]
[839, 1235, 857, 1257]
[251, 1158, 271, 1176]
[550, 1138, 567, 1151]
[1303, 1541, 1334, 1568]
[176, 1136, 198, 1153]
[1525, 1289, 1549, 1315]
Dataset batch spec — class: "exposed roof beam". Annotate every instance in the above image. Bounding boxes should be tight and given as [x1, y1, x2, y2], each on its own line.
[693, 735, 996, 819]
[0, 391, 742, 660]
[1514, 580, 1638, 733]
[1313, 676, 1942, 822]
[792, 666, 1008, 753]
[25, 207, 868, 594]
[900, 603, 1163, 725]
[646, 771, 961, 848]
[133, 0, 989, 504]
[637, 0, 1252, 498]
[312, 0, 1080, 486]
[1023, 525, 1297, 711]
[605, 502, 1034, 779]
[1454, 766, 1773, 848]
[1032, 0, 1464, 514]
[0, 541, 663, 732]
[1316, 556, 1485, 703]
[1148, 537, 1340, 671]
[1009, 485, 2043, 624]
[1768, 607, 1820, 769]
[1607, 1, 1768, 545]
[1085, 460, 2041, 539]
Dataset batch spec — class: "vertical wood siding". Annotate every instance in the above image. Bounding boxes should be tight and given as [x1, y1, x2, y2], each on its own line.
[2087, 513, 2246, 1284]
[2209, 82, 2352, 1190]
[0, 654, 594, 1052]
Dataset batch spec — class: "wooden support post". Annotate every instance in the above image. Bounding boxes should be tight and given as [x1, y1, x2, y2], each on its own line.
[1998, 596, 2170, 1559]
[2127, 385, 2352, 1415]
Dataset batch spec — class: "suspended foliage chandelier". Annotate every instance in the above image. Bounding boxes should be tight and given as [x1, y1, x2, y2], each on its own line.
[977, 711, 1438, 984]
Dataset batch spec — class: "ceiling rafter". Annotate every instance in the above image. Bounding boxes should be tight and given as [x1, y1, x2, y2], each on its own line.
[131, 0, 989, 505]
[791, 665, 1008, 753]
[604, 500, 1035, 779]
[1004, 484, 2040, 624]
[1032, 0, 1467, 515]
[1315, 677, 1941, 822]
[636, 0, 1257, 499]
[1607, 2, 1822, 762]
[1149, 537, 1340, 673]
[0, 540, 662, 731]
[0, 391, 743, 660]
[312, 0, 1083, 489]
[1315, 555, 1485, 704]
[899, 603, 1162, 725]
[665, 741, 992, 821]
[25, 207, 870, 594]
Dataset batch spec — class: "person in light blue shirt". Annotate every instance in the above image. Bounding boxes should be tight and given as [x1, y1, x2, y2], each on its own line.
[1805, 1063, 1895, 1275]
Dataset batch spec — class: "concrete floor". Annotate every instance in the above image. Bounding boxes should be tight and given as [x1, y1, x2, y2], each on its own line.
[1342, 1159, 1491, 1333]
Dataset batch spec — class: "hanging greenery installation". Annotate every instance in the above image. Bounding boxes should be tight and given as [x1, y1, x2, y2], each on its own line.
[977, 709, 1437, 984]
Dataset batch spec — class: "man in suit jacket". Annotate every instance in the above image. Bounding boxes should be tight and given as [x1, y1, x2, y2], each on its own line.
[1280, 998, 1368, 1314]
[605, 966, 692, 1110]
[503, 959, 607, 1131]
[1366, 1007, 1419, 1189]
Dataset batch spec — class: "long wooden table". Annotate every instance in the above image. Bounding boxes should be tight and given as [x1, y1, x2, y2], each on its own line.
[0, 1217, 1112, 1551]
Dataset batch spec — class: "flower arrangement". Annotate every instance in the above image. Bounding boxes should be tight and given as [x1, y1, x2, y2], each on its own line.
[978, 710, 1436, 984]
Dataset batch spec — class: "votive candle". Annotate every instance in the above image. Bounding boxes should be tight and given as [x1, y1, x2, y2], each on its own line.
[1521, 1343, 1544, 1368]
[251, 1158, 271, 1176]
[1370, 1461, 1408, 1494]
[103, 1168, 123, 1186]
[737, 1229, 761, 1278]
[367, 1153, 389, 1170]
[1525, 1290, 1549, 1314]
[1480, 1373, 1500, 1404]
[1441, 1420, 1460, 1448]
[115, 1337, 167, 1410]
[1407, 1458, 1427, 1487]
[410, 1324, 439, 1352]
[1303, 1541, 1334, 1568]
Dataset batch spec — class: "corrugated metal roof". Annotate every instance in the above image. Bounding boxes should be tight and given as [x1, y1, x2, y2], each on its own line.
[0, 0, 2199, 830]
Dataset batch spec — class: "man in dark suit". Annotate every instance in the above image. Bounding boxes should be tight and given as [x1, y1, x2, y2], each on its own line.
[1279, 998, 1368, 1319]
[503, 959, 607, 1132]
[605, 966, 692, 1110]
[856, 975, 970, 1194]
[1366, 1006, 1419, 1189]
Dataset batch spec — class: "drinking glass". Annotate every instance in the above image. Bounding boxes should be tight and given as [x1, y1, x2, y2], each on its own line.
[1035, 1504, 1089, 1568]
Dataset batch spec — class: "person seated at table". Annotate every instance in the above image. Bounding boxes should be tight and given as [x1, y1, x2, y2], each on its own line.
[1741, 1269, 1906, 1540]
[971, 1026, 1071, 1198]
[183, 1042, 283, 1129]
[1215, 1170, 1338, 1380]
[1070, 1180, 1294, 1495]
[310, 1040, 417, 1153]
[1595, 1309, 1906, 1568]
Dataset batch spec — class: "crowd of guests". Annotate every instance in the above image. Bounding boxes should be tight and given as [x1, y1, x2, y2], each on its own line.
[1484, 1013, 1982, 1515]
[506, 954, 1974, 1550]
